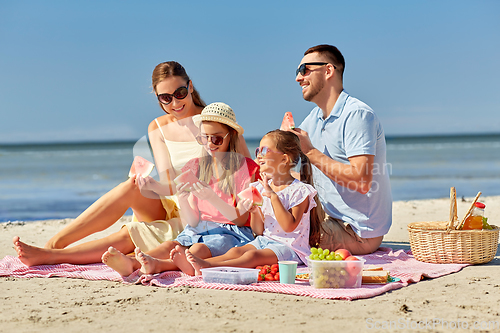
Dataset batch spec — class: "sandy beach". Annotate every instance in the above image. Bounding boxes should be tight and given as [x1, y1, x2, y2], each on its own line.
[1, 196, 499, 333]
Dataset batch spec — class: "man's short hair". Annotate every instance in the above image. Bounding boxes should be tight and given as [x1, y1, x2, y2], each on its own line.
[305, 44, 345, 77]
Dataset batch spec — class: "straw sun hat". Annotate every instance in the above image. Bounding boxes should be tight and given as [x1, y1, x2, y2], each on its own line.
[192, 102, 244, 135]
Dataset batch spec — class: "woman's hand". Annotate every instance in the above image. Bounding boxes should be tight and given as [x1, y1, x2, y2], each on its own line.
[258, 174, 275, 198]
[135, 175, 161, 198]
[190, 182, 217, 201]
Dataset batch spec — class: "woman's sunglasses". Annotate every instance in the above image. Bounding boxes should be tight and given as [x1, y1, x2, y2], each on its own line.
[157, 81, 190, 105]
[196, 133, 229, 146]
[255, 146, 284, 158]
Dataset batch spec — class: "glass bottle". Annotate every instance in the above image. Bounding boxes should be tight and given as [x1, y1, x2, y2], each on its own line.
[462, 202, 485, 230]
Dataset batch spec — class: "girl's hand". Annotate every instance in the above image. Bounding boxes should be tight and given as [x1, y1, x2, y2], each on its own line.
[237, 198, 258, 214]
[258, 174, 275, 198]
[175, 182, 192, 200]
[191, 181, 216, 201]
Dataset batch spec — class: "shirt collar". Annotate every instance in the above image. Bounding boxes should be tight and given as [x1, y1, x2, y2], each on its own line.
[317, 90, 349, 121]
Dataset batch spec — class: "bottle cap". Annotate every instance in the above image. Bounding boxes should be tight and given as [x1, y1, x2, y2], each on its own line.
[475, 202, 485, 209]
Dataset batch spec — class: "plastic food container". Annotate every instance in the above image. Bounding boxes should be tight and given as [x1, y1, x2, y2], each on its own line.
[307, 258, 365, 288]
[200, 267, 259, 285]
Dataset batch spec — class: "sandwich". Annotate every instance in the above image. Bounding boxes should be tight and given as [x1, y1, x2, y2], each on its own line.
[362, 270, 390, 284]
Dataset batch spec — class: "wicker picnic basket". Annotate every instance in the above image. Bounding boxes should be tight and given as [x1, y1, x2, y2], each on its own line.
[408, 188, 499, 264]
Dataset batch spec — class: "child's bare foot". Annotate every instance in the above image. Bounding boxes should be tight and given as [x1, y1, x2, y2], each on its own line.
[13, 236, 56, 266]
[101, 247, 136, 276]
[170, 245, 195, 276]
[185, 249, 211, 276]
[135, 247, 163, 275]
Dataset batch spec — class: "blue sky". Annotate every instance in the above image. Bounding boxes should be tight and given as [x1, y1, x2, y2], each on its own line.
[1, 0, 499, 144]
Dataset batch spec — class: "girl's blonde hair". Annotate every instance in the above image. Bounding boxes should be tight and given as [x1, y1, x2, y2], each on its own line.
[197, 122, 243, 194]
[264, 130, 324, 247]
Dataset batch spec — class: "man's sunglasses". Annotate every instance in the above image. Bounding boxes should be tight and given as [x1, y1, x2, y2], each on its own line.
[255, 146, 284, 158]
[295, 62, 335, 76]
[196, 133, 229, 146]
[157, 81, 190, 105]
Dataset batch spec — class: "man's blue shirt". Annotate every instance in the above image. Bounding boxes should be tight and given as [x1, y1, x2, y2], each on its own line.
[299, 90, 392, 238]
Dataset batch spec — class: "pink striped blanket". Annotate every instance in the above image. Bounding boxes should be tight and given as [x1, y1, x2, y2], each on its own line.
[0, 248, 468, 301]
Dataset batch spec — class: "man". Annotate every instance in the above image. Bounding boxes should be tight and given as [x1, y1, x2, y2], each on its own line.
[292, 44, 392, 254]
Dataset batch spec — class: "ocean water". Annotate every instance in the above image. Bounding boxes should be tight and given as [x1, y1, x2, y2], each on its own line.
[1, 134, 499, 222]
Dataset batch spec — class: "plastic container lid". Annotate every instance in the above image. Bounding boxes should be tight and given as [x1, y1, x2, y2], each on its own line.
[475, 202, 485, 209]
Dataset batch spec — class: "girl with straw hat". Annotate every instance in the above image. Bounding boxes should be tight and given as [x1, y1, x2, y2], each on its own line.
[102, 102, 261, 276]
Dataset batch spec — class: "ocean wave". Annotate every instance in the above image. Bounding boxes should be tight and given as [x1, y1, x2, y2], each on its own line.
[387, 141, 500, 151]
[0, 148, 132, 158]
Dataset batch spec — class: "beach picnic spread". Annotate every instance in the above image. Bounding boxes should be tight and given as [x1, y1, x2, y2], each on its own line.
[0, 247, 469, 301]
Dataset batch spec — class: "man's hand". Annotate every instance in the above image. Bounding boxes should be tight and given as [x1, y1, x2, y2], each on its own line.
[289, 128, 374, 194]
[290, 128, 315, 154]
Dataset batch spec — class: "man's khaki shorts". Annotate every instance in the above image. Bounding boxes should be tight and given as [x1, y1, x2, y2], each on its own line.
[318, 216, 383, 255]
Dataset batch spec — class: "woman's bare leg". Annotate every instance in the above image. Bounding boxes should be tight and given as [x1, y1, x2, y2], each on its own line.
[13, 226, 136, 266]
[45, 177, 166, 249]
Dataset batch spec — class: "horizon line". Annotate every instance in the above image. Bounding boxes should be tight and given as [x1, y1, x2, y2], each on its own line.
[1, 131, 500, 147]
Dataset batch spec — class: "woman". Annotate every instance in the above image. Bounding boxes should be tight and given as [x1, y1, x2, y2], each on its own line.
[13, 62, 251, 266]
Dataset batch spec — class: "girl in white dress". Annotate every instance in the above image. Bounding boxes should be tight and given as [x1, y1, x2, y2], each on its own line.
[169, 130, 324, 276]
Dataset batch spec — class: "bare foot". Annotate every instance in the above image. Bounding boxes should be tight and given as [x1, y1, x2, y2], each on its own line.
[101, 247, 136, 276]
[135, 247, 164, 275]
[170, 245, 195, 276]
[185, 249, 211, 276]
[13, 236, 57, 266]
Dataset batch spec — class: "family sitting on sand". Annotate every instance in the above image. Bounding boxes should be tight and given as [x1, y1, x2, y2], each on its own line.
[13, 44, 392, 278]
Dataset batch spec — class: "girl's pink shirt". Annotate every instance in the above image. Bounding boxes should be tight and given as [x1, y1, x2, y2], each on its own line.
[181, 157, 260, 227]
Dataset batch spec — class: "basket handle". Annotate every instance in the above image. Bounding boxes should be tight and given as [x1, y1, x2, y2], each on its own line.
[447, 187, 458, 230]
[456, 191, 482, 230]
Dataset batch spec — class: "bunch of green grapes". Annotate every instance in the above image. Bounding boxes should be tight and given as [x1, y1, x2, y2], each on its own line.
[308, 248, 361, 288]
[310, 265, 351, 288]
[309, 247, 342, 261]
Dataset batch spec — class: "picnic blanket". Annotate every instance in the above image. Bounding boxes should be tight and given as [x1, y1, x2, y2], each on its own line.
[0, 248, 469, 301]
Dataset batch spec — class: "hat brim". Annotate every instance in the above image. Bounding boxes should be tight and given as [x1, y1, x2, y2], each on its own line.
[192, 114, 244, 135]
